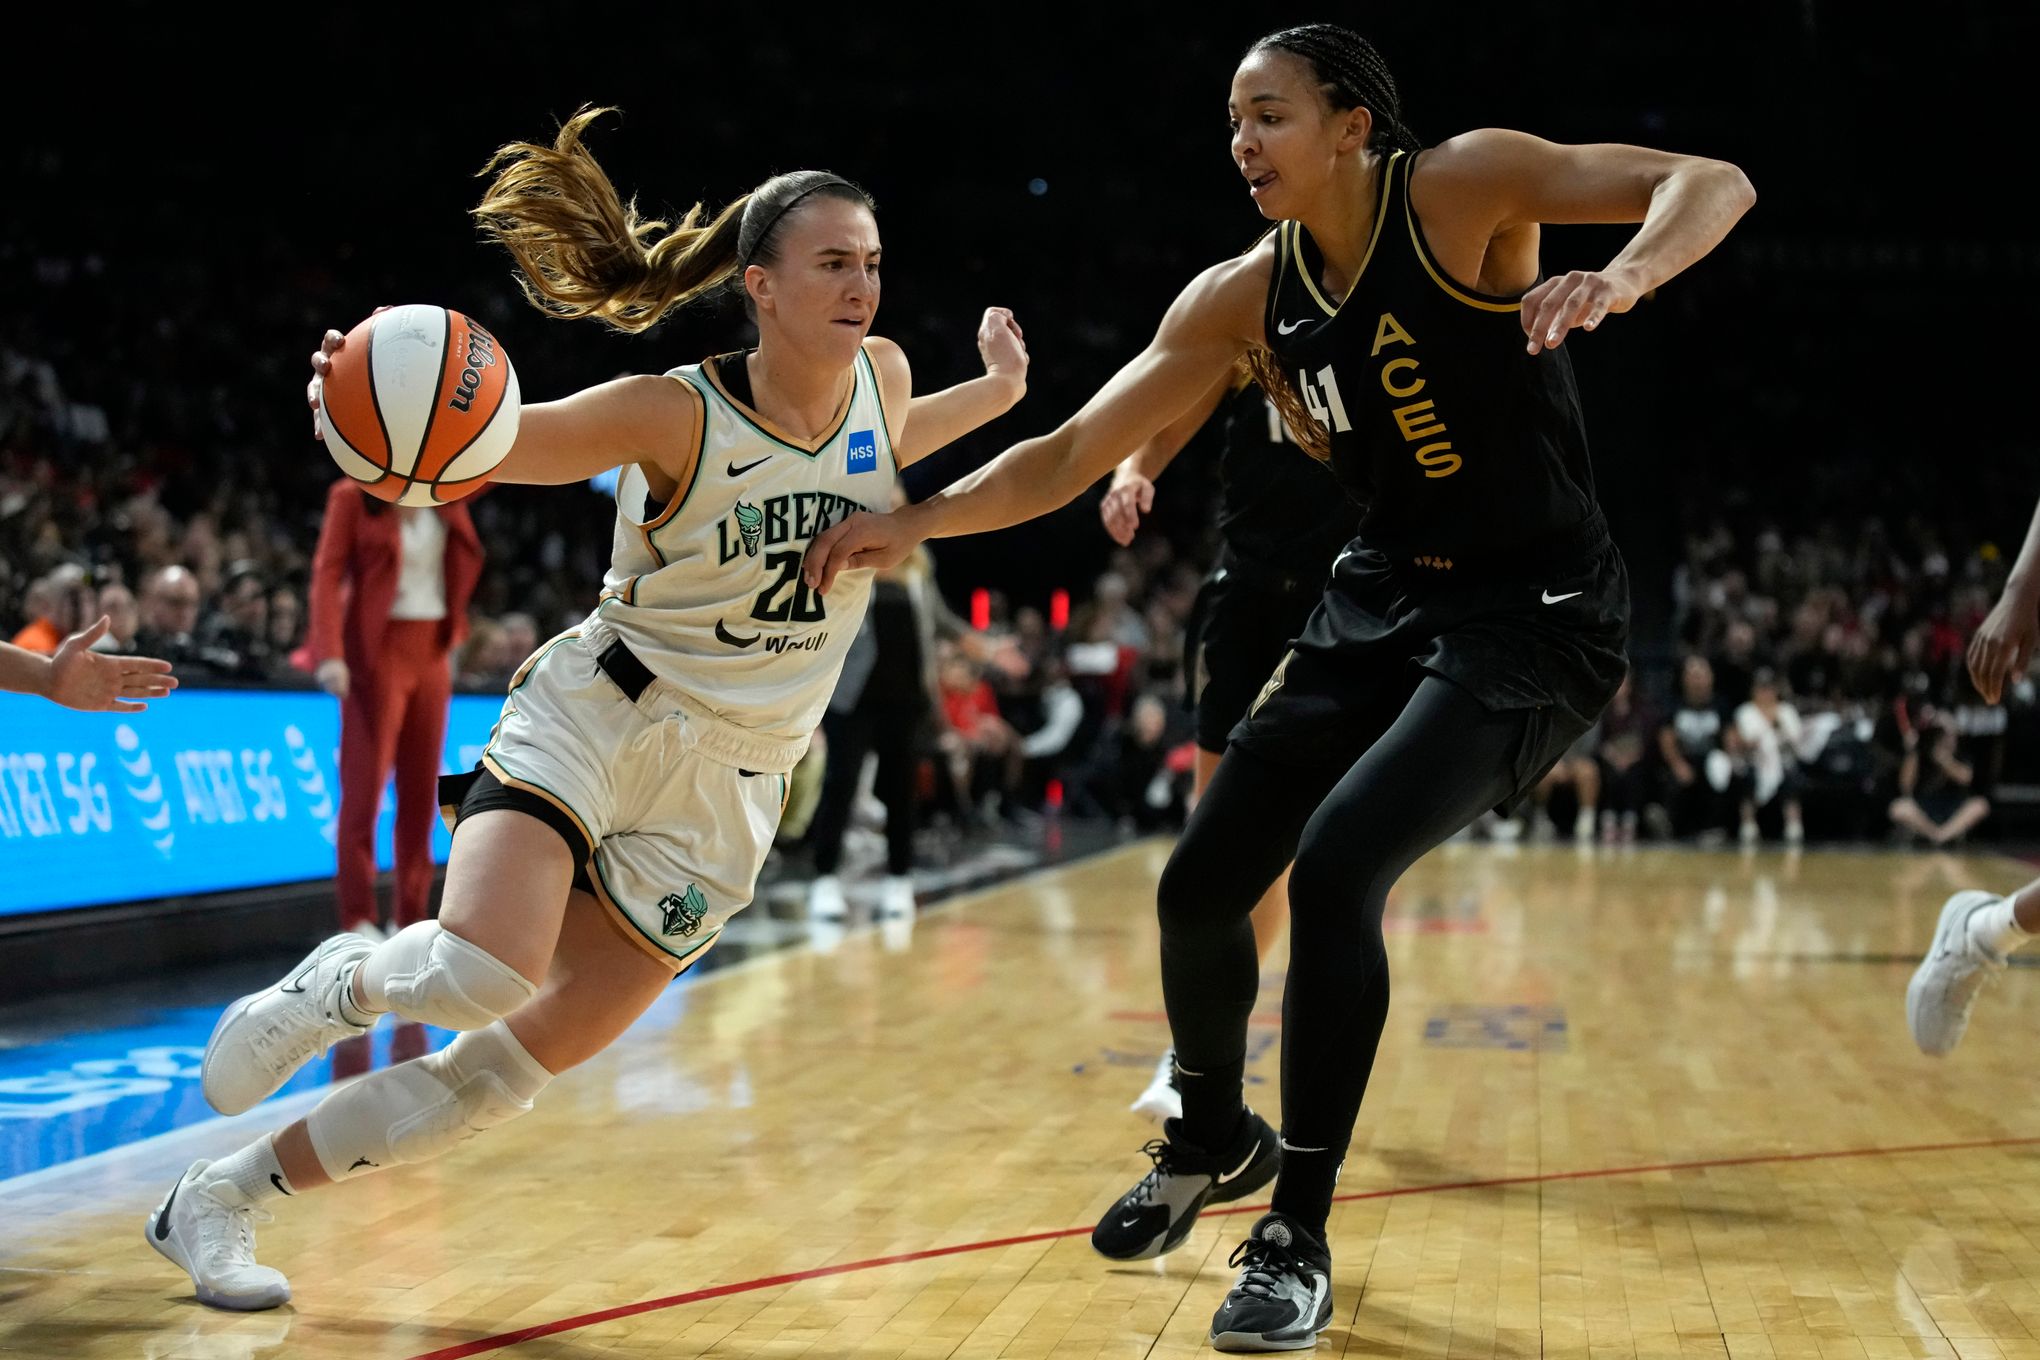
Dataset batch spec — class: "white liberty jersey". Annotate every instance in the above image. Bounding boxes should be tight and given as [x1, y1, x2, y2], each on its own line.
[592, 346, 897, 747]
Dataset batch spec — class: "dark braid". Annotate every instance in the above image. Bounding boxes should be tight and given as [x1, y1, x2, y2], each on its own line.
[1250, 24, 1420, 153]
[1242, 25, 1417, 462]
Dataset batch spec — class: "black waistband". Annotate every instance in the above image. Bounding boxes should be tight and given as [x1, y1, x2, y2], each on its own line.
[596, 638, 656, 703]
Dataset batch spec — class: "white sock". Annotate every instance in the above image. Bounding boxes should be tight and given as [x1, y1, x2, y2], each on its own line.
[336, 960, 380, 1027]
[204, 1134, 295, 1206]
[1968, 897, 2032, 958]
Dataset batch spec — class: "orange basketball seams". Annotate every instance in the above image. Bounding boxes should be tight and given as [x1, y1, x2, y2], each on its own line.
[319, 314, 392, 476]
[318, 304, 521, 508]
[416, 311, 513, 483]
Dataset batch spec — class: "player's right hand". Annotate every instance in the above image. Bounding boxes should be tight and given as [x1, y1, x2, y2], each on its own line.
[316, 658, 351, 699]
[307, 307, 389, 440]
[1967, 590, 2038, 705]
[1100, 470, 1155, 547]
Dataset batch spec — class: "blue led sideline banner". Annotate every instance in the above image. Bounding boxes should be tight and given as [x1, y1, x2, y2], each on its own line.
[0, 690, 503, 917]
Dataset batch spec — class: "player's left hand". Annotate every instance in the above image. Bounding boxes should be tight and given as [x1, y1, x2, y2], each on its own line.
[47, 617, 177, 713]
[978, 307, 1028, 391]
[1521, 268, 1643, 355]
[804, 510, 922, 595]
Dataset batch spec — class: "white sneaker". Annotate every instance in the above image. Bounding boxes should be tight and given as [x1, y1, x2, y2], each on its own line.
[808, 874, 847, 922]
[144, 1160, 291, 1311]
[1739, 819, 1760, 847]
[878, 875, 915, 921]
[1908, 890, 2009, 1056]
[1129, 1046, 1182, 1123]
[348, 920, 387, 944]
[202, 934, 375, 1116]
[1573, 809, 1595, 844]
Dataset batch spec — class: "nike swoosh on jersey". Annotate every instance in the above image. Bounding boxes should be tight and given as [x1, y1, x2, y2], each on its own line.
[714, 620, 761, 648]
[727, 457, 771, 477]
[1541, 589, 1584, 604]
[1215, 1139, 1262, 1184]
[1276, 319, 1305, 335]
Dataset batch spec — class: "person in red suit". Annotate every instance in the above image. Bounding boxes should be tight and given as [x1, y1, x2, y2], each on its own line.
[303, 479, 484, 941]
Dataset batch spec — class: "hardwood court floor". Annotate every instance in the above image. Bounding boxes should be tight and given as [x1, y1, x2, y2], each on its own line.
[6, 840, 2040, 1359]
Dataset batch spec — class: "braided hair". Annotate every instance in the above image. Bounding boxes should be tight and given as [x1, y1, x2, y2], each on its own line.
[1241, 26, 1418, 462]
[1248, 24, 1419, 153]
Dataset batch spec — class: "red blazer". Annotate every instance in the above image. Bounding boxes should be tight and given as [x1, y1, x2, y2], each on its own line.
[303, 480, 484, 666]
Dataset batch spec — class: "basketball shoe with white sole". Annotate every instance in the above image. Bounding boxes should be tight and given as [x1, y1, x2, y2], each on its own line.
[1208, 1212, 1334, 1352]
[144, 1160, 290, 1311]
[202, 933, 375, 1115]
[1908, 890, 2010, 1056]
[1091, 1108, 1280, 1261]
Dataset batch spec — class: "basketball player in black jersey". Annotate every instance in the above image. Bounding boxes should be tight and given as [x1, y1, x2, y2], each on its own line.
[807, 23, 1754, 1350]
[1101, 367, 1356, 1122]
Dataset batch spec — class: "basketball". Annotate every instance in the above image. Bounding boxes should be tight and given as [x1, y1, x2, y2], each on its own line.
[317, 304, 520, 506]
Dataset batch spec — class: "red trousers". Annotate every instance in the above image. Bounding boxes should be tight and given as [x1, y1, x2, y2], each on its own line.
[336, 620, 453, 930]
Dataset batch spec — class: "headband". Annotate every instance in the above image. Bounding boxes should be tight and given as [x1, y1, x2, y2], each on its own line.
[740, 176, 858, 267]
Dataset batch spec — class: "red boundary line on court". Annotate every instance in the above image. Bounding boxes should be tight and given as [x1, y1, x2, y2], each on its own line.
[403, 1133, 2040, 1359]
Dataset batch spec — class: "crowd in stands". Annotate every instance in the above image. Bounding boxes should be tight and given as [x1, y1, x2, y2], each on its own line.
[1500, 512, 2035, 849]
[12, 279, 2040, 854]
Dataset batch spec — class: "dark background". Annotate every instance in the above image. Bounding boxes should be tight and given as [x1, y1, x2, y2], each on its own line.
[7, 1, 2037, 661]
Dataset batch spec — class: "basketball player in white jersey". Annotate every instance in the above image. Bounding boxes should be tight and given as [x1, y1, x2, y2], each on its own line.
[145, 108, 1028, 1311]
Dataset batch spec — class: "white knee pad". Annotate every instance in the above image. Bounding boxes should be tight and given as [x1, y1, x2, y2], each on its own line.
[360, 921, 538, 1030]
[307, 1021, 554, 1182]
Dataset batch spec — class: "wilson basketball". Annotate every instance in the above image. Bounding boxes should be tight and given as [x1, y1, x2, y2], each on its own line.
[317, 304, 520, 506]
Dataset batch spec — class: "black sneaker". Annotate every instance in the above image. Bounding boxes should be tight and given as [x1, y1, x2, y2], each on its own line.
[1091, 1108, 1280, 1261]
[1208, 1212, 1334, 1352]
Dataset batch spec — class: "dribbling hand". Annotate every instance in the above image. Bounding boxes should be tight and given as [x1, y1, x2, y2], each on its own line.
[1521, 268, 1644, 355]
[307, 306, 390, 439]
[1967, 592, 2038, 705]
[1100, 470, 1156, 547]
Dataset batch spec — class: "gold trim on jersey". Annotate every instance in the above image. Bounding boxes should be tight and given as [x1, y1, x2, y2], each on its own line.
[1402, 153, 1525, 314]
[1291, 149, 1402, 318]
[699, 353, 857, 457]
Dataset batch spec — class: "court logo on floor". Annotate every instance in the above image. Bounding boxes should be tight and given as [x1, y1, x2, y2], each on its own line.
[1422, 1005, 1567, 1050]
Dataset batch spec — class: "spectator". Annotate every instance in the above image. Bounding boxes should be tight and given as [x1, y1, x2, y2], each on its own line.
[134, 565, 210, 666]
[1889, 710, 1992, 847]
[1593, 673, 1653, 844]
[1076, 692, 1188, 831]
[935, 648, 1023, 826]
[1711, 617, 1762, 710]
[1658, 655, 1734, 842]
[91, 582, 140, 655]
[11, 564, 91, 654]
[304, 479, 485, 942]
[1732, 668, 1808, 845]
[267, 584, 305, 661]
[200, 564, 275, 681]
